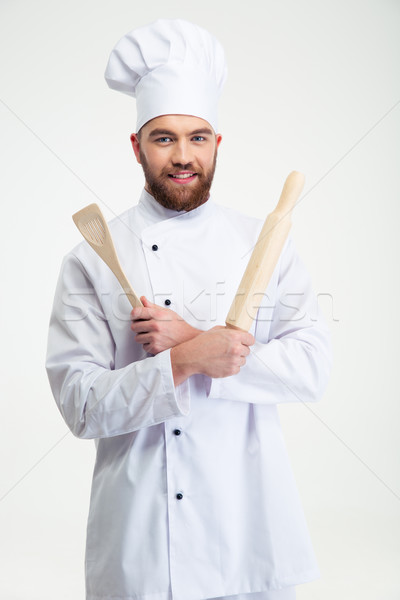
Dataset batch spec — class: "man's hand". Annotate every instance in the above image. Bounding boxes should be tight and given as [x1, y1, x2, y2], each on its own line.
[131, 296, 201, 355]
[171, 326, 255, 386]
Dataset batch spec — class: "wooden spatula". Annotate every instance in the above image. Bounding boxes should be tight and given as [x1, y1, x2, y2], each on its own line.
[72, 203, 142, 308]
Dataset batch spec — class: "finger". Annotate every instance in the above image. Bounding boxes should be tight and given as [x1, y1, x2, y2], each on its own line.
[132, 316, 163, 333]
[131, 306, 153, 321]
[131, 321, 151, 334]
[241, 332, 255, 346]
[134, 332, 152, 345]
[142, 341, 154, 356]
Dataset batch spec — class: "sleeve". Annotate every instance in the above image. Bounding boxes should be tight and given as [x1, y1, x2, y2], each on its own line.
[208, 238, 332, 404]
[45, 253, 190, 439]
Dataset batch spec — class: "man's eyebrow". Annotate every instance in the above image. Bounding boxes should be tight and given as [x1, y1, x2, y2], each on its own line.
[148, 129, 176, 138]
[190, 128, 213, 136]
[147, 127, 214, 138]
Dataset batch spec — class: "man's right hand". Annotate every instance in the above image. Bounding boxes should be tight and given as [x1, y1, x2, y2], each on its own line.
[170, 326, 255, 386]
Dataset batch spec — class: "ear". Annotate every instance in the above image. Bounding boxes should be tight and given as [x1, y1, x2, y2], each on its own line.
[130, 133, 141, 164]
[216, 134, 222, 149]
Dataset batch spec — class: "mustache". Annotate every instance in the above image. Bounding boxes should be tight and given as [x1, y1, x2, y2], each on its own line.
[163, 164, 199, 174]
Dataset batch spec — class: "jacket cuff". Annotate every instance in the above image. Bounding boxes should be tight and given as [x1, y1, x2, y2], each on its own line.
[162, 349, 191, 416]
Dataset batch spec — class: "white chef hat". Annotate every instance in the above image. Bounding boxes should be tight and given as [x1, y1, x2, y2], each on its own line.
[104, 19, 227, 132]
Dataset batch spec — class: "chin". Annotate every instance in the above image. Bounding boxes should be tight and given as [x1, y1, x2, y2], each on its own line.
[149, 179, 211, 212]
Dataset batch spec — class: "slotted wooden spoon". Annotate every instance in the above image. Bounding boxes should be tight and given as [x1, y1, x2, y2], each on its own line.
[72, 203, 142, 308]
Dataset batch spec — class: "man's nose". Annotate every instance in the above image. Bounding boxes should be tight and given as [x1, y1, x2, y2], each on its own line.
[171, 139, 193, 166]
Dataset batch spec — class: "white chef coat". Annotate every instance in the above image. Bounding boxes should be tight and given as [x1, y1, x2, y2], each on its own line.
[215, 589, 295, 600]
[46, 190, 332, 600]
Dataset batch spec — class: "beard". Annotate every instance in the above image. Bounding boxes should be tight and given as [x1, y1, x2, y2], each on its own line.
[139, 150, 217, 212]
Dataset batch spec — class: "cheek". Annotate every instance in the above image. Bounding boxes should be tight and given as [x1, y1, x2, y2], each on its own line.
[200, 150, 217, 169]
[146, 149, 170, 171]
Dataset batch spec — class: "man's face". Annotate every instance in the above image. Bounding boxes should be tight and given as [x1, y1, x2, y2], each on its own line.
[131, 115, 222, 212]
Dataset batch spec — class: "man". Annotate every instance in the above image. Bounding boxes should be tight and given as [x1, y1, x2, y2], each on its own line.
[46, 19, 332, 600]
[129, 113, 255, 382]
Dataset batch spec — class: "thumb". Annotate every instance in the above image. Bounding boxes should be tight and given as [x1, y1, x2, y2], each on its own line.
[141, 296, 156, 308]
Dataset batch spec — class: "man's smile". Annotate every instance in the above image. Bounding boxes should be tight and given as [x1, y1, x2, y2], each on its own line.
[168, 171, 198, 184]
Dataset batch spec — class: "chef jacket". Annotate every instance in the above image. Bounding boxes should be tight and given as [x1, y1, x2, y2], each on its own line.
[46, 190, 332, 600]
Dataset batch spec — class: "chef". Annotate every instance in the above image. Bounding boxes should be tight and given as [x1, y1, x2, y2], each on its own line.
[46, 18, 332, 600]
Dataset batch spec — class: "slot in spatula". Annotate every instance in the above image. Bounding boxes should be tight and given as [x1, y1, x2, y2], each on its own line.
[72, 203, 142, 308]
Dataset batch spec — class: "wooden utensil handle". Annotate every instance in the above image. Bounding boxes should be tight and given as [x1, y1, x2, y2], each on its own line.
[114, 270, 143, 309]
[225, 171, 305, 332]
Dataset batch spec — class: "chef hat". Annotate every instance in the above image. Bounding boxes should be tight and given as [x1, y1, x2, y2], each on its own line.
[104, 19, 227, 132]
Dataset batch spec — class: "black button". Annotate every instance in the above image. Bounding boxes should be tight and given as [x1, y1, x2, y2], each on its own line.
[176, 493, 183, 500]
[152, 244, 158, 251]
[173, 429, 181, 436]
[165, 299, 171, 306]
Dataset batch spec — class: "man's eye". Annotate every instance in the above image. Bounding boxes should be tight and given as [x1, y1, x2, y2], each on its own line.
[192, 136, 205, 142]
[157, 137, 172, 143]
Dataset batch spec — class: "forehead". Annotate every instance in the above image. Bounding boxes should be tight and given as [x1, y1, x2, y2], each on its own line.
[141, 114, 214, 137]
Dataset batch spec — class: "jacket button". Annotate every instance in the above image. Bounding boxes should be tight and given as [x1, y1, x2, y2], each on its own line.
[164, 299, 171, 306]
[176, 493, 183, 500]
[173, 429, 181, 436]
[152, 244, 158, 251]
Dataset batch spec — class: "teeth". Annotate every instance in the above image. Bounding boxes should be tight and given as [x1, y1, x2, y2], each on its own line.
[171, 173, 195, 179]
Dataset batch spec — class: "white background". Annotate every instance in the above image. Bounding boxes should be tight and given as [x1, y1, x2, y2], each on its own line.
[0, 0, 399, 598]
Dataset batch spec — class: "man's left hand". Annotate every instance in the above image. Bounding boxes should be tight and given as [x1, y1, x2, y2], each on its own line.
[131, 296, 201, 355]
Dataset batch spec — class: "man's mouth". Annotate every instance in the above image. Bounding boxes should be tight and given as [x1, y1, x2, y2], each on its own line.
[168, 172, 198, 184]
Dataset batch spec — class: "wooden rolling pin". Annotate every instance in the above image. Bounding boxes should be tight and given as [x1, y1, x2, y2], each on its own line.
[225, 171, 305, 331]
